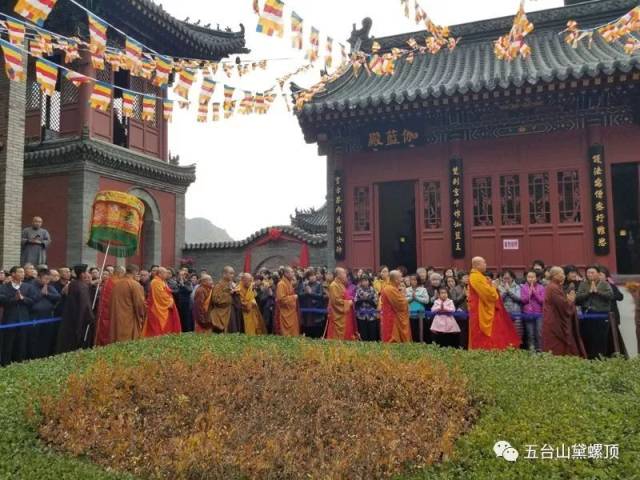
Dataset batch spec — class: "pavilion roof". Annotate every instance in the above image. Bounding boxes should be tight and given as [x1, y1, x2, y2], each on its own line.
[46, 0, 248, 60]
[290, 204, 328, 234]
[298, 0, 640, 116]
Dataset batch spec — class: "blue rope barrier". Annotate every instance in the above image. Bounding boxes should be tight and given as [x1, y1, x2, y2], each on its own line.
[0, 317, 62, 331]
[300, 308, 609, 321]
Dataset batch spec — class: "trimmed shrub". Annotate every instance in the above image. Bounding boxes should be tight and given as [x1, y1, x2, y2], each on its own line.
[38, 347, 475, 479]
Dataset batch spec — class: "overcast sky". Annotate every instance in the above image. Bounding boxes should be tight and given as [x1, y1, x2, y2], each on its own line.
[160, 0, 563, 240]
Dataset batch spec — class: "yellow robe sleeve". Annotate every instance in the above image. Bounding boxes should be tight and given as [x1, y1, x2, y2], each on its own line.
[470, 270, 498, 337]
[328, 282, 347, 314]
[276, 281, 296, 308]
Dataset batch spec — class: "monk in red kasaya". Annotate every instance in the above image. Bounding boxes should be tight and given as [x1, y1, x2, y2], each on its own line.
[326, 267, 357, 340]
[143, 267, 182, 337]
[468, 256, 520, 350]
[381, 270, 412, 343]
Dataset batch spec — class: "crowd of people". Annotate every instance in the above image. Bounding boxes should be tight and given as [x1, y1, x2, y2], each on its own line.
[0, 254, 628, 366]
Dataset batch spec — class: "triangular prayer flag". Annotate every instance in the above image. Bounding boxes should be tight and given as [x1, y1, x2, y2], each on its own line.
[35, 58, 57, 96]
[199, 77, 216, 105]
[291, 11, 303, 50]
[196, 103, 208, 122]
[153, 55, 171, 87]
[0, 38, 25, 81]
[224, 84, 235, 101]
[224, 99, 236, 119]
[306, 27, 319, 62]
[5, 19, 26, 46]
[163, 100, 174, 121]
[65, 70, 90, 87]
[14, 0, 58, 26]
[122, 91, 135, 118]
[125, 38, 143, 71]
[141, 95, 156, 122]
[256, 0, 285, 37]
[61, 38, 80, 63]
[211, 102, 220, 122]
[29, 38, 43, 57]
[88, 13, 108, 55]
[325, 37, 334, 69]
[173, 69, 195, 100]
[89, 81, 112, 112]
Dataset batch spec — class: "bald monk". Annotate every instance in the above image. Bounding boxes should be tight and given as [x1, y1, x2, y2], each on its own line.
[94, 266, 124, 346]
[143, 267, 182, 337]
[326, 267, 357, 340]
[468, 256, 520, 350]
[210, 266, 237, 333]
[276, 266, 300, 336]
[109, 264, 146, 343]
[193, 275, 215, 333]
[381, 270, 412, 343]
[542, 267, 587, 358]
[238, 273, 267, 336]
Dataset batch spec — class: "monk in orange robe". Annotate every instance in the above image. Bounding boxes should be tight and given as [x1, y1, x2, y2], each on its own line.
[381, 270, 412, 343]
[143, 267, 181, 337]
[276, 266, 300, 337]
[193, 275, 215, 333]
[468, 256, 520, 350]
[238, 273, 266, 336]
[94, 267, 123, 346]
[109, 264, 146, 343]
[326, 267, 356, 340]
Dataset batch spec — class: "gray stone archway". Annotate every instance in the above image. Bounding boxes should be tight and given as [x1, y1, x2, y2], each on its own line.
[129, 188, 161, 268]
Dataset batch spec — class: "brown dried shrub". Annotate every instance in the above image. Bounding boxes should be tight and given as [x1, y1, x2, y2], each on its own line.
[38, 345, 476, 479]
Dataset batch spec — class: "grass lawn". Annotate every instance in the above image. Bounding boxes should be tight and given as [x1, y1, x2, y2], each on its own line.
[0, 334, 639, 479]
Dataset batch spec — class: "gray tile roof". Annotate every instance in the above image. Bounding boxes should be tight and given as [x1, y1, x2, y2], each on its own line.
[291, 204, 328, 234]
[299, 0, 640, 115]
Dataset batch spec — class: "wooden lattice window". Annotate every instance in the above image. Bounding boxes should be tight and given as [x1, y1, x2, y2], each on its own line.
[558, 170, 581, 224]
[26, 80, 42, 111]
[500, 175, 521, 225]
[354, 186, 370, 232]
[528, 173, 551, 224]
[423, 181, 442, 229]
[473, 177, 493, 226]
[130, 77, 145, 121]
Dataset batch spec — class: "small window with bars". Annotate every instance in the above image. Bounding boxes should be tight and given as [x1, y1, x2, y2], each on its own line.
[354, 186, 370, 232]
[423, 181, 442, 229]
[473, 177, 493, 226]
[500, 175, 521, 225]
[558, 170, 581, 224]
[528, 173, 551, 224]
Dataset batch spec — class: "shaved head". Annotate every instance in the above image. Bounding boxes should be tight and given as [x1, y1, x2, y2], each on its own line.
[200, 274, 214, 287]
[334, 267, 347, 284]
[222, 266, 235, 282]
[472, 257, 487, 273]
[389, 270, 403, 286]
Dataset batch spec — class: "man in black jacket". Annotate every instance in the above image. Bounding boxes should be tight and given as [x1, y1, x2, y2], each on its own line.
[30, 268, 61, 359]
[0, 266, 39, 365]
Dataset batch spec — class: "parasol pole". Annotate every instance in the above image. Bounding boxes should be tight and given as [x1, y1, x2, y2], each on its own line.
[85, 241, 111, 344]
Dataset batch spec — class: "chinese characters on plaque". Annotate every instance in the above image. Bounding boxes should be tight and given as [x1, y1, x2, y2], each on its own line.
[589, 145, 610, 255]
[366, 127, 421, 151]
[334, 171, 345, 260]
[449, 158, 465, 259]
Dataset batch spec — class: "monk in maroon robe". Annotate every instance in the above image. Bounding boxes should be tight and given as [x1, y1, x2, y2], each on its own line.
[542, 266, 586, 358]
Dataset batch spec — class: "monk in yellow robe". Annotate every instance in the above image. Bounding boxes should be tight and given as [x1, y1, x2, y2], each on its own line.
[326, 267, 356, 340]
[193, 275, 214, 333]
[373, 266, 390, 308]
[143, 267, 181, 337]
[468, 256, 520, 350]
[210, 266, 236, 333]
[238, 273, 266, 336]
[381, 270, 412, 343]
[276, 266, 300, 336]
[109, 264, 146, 343]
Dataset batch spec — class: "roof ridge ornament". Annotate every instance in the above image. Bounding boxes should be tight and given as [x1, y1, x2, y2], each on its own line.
[348, 18, 373, 52]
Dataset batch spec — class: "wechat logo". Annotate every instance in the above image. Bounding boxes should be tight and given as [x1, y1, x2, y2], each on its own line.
[494, 440, 519, 462]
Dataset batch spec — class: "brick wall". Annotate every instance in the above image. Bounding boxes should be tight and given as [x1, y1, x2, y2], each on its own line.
[0, 55, 27, 268]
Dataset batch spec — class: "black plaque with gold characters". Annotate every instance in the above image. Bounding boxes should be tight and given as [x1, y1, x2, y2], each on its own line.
[334, 171, 345, 260]
[365, 125, 423, 151]
[588, 145, 610, 256]
[449, 157, 465, 259]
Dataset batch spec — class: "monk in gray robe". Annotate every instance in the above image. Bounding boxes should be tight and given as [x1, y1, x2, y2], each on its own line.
[21, 216, 51, 266]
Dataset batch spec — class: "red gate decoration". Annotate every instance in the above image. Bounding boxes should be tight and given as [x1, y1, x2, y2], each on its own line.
[243, 228, 310, 273]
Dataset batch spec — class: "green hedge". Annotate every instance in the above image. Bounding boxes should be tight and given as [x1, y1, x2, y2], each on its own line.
[0, 335, 638, 479]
